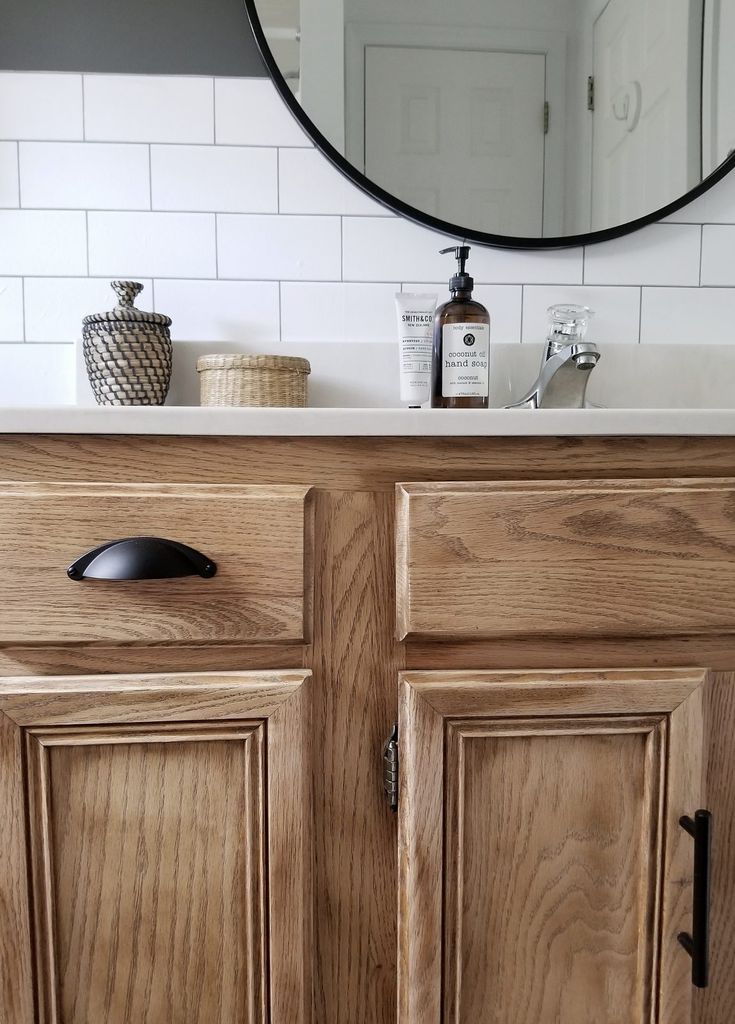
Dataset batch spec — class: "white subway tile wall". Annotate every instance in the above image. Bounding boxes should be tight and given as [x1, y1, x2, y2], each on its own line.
[88, 211, 217, 279]
[0, 72, 83, 140]
[0, 70, 734, 406]
[83, 75, 214, 144]
[155, 280, 280, 342]
[0, 279, 23, 342]
[19, 142, 150, 210]
[0, 142, 19, 207]
[151, 145, 277, 213]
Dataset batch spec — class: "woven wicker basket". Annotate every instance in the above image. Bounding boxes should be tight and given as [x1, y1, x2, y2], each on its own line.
[197, 354, 311, 407]
[82, 282, 172, 406]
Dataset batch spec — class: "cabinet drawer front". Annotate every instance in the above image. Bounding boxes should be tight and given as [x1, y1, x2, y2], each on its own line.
[0, 483, 312, 643]
[397, 479, 735, 639]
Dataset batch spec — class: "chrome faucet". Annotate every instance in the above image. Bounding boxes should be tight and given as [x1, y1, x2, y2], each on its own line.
[506, 304, 600, 409]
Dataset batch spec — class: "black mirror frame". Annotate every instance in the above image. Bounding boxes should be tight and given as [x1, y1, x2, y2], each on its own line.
[244, 0, 735, 250]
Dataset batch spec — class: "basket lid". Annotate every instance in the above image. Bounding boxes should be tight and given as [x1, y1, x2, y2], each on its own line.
[82, 281, 172, 328]
[197, 353, 311, 374]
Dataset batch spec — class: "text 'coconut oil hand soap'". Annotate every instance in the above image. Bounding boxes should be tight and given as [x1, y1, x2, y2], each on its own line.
[431, 246, 491, 409]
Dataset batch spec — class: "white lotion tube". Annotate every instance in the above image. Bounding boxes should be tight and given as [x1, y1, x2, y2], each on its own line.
[395, 293, 437, 407]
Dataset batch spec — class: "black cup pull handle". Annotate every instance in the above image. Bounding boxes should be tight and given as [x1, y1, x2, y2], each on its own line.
[67, 537, 217, 581]
[677, 809, 712, 989]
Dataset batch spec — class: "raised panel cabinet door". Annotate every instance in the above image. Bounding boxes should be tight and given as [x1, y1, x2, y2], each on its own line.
[398, 668, 709, 1024]
[0, 670, 312, 1024]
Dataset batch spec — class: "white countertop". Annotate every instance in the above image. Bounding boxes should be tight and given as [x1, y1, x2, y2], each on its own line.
[2, 406, 735, 436]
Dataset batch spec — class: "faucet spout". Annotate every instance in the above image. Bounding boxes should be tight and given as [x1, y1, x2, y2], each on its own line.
[506, 342, 601, 409]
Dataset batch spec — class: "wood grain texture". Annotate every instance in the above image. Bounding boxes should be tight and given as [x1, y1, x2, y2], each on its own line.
[27, 724, 265, 1024]
[1, 435, 735, 1024]
[407, 634, 735, 671]
[659, 679, 706, 1024]
[0, 643, 306, 678]
[3, 434, 735, 491]
[398, 670, 707, 1024]
[397, 479, 735, 640]
[444, 718, 664, 1024]
[0, 709, 34, 1024]
[696, 672, 735, 1024]
[309, 491, 401, 1024]
[268, 671, 313, 1023]
[4, 670, 312, 1024]
[397, 676, 443, 1023]
[0, 669, 307, 726]
[0, 482, 311, 644]
[401, 667, 706, 717]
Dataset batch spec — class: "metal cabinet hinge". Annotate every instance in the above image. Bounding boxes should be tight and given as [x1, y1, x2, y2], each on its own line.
[382, 723, 398, 812]
[587, 76, 595, 112]
[543, 101, 550, 134]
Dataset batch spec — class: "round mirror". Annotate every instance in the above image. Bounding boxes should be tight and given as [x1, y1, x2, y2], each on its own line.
[245, 0, 735, 248]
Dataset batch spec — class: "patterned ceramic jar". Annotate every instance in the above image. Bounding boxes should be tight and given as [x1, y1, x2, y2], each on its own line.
[82, 281, 173, 406]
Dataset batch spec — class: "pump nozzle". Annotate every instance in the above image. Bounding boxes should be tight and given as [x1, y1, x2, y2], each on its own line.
[440, 245, 473, 293]
[440, 246, 471, 276]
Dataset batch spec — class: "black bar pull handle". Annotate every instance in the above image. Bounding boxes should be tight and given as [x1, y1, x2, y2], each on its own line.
[67, 537, 217, 581]
[677, 809, 712, 989]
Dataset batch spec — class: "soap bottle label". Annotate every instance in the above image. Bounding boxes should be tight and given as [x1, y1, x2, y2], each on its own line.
[441, 322, 490, 398]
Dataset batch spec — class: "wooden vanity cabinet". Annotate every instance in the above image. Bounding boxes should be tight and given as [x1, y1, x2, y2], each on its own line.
[0, 434, 734, 1024]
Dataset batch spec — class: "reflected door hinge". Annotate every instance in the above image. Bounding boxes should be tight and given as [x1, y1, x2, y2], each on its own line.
[543, 101, 550, 134]
[382, 723, 398, 812]
[588, 76, 595, 112]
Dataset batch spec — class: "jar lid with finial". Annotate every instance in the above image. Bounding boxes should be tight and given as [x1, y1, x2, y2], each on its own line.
[82, 280, 172, 329]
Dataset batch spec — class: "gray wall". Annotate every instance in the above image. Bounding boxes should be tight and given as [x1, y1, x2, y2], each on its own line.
[1, 0, 266, 76]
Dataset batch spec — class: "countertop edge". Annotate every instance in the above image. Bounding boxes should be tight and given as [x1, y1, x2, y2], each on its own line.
[2, 407, 735, 437]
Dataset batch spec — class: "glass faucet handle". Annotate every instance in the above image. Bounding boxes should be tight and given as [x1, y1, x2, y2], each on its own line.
[546, 303, 594, 347]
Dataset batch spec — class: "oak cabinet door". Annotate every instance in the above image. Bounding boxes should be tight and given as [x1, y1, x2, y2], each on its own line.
[0, 670, 312, 1024]
[398, 668, 708, 1024]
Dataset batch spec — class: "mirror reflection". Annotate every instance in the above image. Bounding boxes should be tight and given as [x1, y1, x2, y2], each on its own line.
[256, 0, 735, 239]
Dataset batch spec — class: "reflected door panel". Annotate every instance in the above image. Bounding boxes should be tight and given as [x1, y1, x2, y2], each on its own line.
[365, 47, 546, 236]
[592, 0, 700, 230]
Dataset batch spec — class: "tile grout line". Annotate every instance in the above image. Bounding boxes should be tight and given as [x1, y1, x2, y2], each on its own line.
[0, 139, 316, 150]
[81, 75, 86, 141]
[1, 206, 384, 219]
[4, 274, 735, 289]
[637, 287, 643, 344]
[148, 145, 153, 211]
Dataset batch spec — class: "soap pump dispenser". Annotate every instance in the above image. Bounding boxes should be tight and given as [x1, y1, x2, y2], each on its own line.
[431, 245, 491, 409]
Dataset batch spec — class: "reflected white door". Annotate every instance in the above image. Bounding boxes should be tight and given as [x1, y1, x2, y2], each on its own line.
[364, 46, 546, 236]
[591, 0, 701, 230]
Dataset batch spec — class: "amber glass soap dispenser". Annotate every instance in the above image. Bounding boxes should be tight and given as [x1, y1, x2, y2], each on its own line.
[431, 245, 491, 409]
